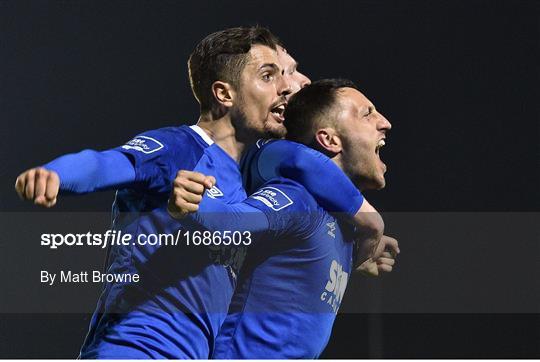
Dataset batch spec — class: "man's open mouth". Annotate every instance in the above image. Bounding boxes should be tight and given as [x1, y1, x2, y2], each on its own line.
[270, 103, 286, 121]
[375, 139, 385, 156]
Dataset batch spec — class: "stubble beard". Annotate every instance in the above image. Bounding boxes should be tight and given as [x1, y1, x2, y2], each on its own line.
[263, 117, 287, 139]
[232, 98, 286, 141]
[343, 155, 385, 191]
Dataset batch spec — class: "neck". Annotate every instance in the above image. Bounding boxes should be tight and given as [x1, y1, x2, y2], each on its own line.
[196, 111, 252, 163]
[330, 153, 366, 192]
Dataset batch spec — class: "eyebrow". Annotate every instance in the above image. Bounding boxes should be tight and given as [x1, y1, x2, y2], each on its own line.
[358, 105, 373, 115]
[259, 63, 280, 72]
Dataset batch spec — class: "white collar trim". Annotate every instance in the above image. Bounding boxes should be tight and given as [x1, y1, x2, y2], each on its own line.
[190, 125, 214, 145]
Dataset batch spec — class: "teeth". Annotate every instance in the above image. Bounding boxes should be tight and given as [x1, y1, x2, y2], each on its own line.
[272, 104, 286, 117]
[376, 139, 386, 154]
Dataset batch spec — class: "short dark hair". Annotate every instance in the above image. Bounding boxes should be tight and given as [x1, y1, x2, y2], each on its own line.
[188, 26, 282, 112]
[284, 78, 358, 144]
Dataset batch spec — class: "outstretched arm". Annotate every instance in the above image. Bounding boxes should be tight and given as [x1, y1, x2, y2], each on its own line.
[257, 140, 364, 215]
[15, 149, 135, 207]
[167, 170, 395, 276]
[167, 171, 270, 235]
[258, 140, 385, 259]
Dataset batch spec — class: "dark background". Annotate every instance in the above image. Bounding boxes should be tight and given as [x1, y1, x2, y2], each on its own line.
[1, 0, 539, 358]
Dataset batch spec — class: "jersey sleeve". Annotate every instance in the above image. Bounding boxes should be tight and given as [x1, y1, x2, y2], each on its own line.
[183, 178, 323, 242]
[183, 192, 271, 236]
[242, 178, 324, 240]
[44, 149, 135, 194]
[112, 128, 190, 193]
[256, 140, 364, 216]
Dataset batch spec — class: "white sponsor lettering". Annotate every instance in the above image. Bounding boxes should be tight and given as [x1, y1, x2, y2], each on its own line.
[327, 222, 336, 238]
[320, 259, 349, 313]
[122, 136, 164, 154]
[251, 187, 293, 211]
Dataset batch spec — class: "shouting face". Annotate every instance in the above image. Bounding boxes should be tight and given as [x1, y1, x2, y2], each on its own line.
[335, 87, 392, 190]
[231, 45, 292, 139]
[277, 47, 311, 99]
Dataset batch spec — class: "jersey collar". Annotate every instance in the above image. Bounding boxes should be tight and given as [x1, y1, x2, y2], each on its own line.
[189, 125, 214, 146]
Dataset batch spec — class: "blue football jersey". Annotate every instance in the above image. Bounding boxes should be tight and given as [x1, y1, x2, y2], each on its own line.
[240, 139, 363, 215]
[212, 178, 354, 359]
[79, 125, 247, 359]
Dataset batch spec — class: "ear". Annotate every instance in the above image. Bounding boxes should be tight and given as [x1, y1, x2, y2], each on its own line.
[211, 81, 235, 108]
[314, 127, 342, 155]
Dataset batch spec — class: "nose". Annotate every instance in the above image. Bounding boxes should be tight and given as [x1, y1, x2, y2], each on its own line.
[299, 73, 311, 88]
[285, 73, 311, 100]
[378, 112, 392, 132]
[277, 73, 292, 98]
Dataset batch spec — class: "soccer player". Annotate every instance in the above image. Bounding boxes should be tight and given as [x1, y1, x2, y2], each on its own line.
[173, 46, 388, 273]
[15, 26, 293, 359]
[245, 45, 388, 271]
[168, 79, 398, 358]
[172, 45, 387, 273]
[16, 27, 383, 357]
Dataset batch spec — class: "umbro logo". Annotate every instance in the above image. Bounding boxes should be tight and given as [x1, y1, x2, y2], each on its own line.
[327, 222, 336, 238]
[206, 186, 224, 199]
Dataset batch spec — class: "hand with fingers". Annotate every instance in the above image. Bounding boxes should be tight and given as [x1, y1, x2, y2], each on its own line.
[356, 234, 399, 277]
[15, 167, 60, 208]
[167, 170, 216, 219]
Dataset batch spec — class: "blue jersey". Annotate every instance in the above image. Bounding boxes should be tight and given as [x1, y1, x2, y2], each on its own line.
[241, 139, 364, 215]
[79, 125, 247, 359]
[199, 178, 355, 359]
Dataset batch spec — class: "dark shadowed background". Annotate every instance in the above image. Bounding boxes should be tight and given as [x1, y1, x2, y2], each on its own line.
[1, 0, 538, 358]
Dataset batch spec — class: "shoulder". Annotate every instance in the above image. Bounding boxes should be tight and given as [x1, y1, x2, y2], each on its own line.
[124, 125, 200, 151]
[258, 139, 330, 169]
[260, 139, 315, 155]
[114, 125, 210, 187]
[119, 125, 207, 161]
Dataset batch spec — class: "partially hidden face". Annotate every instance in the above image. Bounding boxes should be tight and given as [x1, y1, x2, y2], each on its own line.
[232, 45, 291, 139]
[335, 87, 392, 190]
[277, 47, 311, 99]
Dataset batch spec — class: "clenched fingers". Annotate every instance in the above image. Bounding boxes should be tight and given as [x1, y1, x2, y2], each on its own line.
[45, 172, 60, 201]
[167, 196, 199, 219]
[15, 168, 60, 207]
[356, 258, 379, 277]
[176, 170, 214, 189]
[382, 235, 400, 257]
[377, 263, 393, 273]
[24, 169, 36, 200]
[174, 188, 203, 204]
